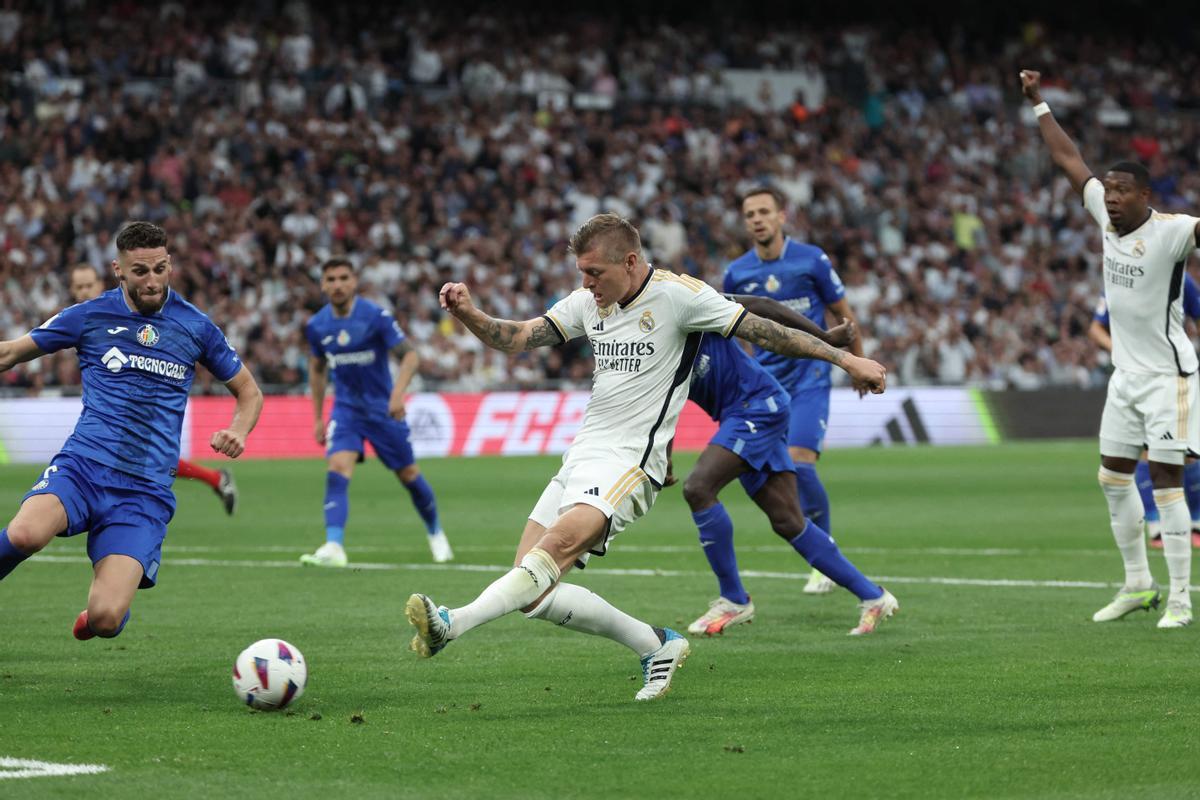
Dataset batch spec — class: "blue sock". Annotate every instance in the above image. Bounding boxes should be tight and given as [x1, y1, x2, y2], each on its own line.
[0, 529, 29, 581]
[95, 610, 131, 639]
[794, 463, 832, 533]
[324, 472, 349, 545]
[403, 475, 441, 535]
[789, 520, 882, 601]
[1135, 460, 1159, 522]
[1185, 461, 1200, 526]
[693, 503, 750, 605]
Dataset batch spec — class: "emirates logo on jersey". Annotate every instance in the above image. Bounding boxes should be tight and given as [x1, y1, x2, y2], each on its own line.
[639, 311, 655, 333]
[765, 275, 781, 293]
[1132, 240, 1146, 258]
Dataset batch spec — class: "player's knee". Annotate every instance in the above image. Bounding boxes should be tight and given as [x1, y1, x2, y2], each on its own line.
[5, 519, 51, 554]
[766, 508, 806, 540]
[87, 605, 129, 638]
[681, 476, 716, 510]
[397, 465, 421, 483]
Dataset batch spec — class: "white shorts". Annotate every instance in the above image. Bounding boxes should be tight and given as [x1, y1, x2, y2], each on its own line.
[1099, 369, 1200, 464]
[528, 453, 657, 567]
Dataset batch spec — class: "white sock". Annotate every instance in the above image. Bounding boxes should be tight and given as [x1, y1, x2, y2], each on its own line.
[448, 548, 560, 639]
[526, 583, 662, 657]
[1098, 467, 1153, 590]
[1154, 488, 1193, 604]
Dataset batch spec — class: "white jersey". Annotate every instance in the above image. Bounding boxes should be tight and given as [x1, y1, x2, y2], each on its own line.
[543, 268, 747, 483]
[1084, 177, 1199, 375]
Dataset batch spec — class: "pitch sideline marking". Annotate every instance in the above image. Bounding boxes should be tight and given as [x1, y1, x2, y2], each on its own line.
[0, 756, 110, 780]
[26, 553, 1191, 591]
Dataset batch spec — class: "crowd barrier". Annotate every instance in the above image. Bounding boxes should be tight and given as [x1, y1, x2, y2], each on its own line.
[0, 386, 1009, 464]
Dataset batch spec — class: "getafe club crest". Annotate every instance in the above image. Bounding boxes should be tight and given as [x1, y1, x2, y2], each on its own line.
[639, 310, 655, 333]
[1132, 240, 1146, 258]
[336, 329, 351, 346]
[136, 324, 160, 347]
[765, 274, 781, 293]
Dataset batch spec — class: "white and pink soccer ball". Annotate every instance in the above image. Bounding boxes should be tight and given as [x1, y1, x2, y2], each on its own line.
[232, 638, 308, 711]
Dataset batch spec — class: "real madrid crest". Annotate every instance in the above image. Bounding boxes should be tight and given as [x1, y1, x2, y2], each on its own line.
[136, 324, 160, 346]
[337, 329, 351, 346]
[765, 274, 781, 293]
[1132, 240, 1145, 258]
[639, 310, 655, 333]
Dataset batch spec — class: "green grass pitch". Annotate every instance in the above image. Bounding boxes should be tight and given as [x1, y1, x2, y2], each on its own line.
[1, 441, 1198, 798]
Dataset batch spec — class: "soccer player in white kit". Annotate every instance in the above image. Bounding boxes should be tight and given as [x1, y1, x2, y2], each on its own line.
[406, 213, 888, 700]
[1023, 70, 1200, 628]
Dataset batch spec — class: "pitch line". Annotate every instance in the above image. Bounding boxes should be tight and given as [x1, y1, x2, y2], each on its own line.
[156, 544, 1115, 558]
[0, 756, 109, 780]
[26, 553, 1173, 591]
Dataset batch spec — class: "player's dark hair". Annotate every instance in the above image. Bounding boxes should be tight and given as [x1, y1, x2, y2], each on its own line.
[115, 221, 167, 252]
[569, 213, 642, 263]
[321, 257, 355, 273]
[1107, 161, 1150, 190]
[739, 186, 786, 211]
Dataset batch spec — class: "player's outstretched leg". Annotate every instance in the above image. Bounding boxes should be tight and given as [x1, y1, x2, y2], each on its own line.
[753, 473, 897, 635]
[301, 471, 350, 568]
[1, 494, 69, 582]
[0, 528, 31, 581]
[1153, 488, 1193, 629]
[76, 554, 142, 640]
[398, 468, 452, 563]
[1094, 466, 1160, 621]
[176, 459, 235, 514]
[525, 584, 689, 701]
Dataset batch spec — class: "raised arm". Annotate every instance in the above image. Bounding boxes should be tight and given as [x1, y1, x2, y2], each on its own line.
[735, 313, 886, 393]
[1020, 70, 1093, 196]
[439, 282, 561, 353]
[0, 335, 44, 372]
[210, 365, 263, 459]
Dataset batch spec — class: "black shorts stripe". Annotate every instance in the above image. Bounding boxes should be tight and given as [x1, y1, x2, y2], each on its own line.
[639, 331, 702, 476]
[1167, 259, 1187, 376]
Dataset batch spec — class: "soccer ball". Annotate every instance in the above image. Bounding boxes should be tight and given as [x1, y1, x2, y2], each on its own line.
[231, 638, 307, 711]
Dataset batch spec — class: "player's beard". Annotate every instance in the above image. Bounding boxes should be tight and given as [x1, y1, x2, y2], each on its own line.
[129, 285, 167, 315]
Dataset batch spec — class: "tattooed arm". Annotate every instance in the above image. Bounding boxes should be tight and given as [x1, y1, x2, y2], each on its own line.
[438, 282, 563, 353]
[735, 313, 887, 393]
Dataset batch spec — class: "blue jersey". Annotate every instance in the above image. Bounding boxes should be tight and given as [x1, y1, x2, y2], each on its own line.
[305, 298, 405, 415]
[1094, 273, 1200, 327]
[29, 288, 242, 486]
[688, 333, 788, 421]
[723, 238, 845, 392]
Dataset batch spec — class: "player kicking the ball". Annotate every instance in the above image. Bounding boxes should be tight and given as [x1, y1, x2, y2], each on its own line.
[406, 213, 886, 701]
[0, 222, 262, 640]
[1024, 69, 1198, 628]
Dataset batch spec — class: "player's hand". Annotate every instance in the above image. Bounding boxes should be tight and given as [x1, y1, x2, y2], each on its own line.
[388, 395, 407, 420]
[210, 428, 247, 459]
[1019, 69, 1042, 103]
[825, 317, 857, 349]
[844, 354, 886, 394]
[663, 458, 677, 488]
[314, 419, 326, 446]
[439, 282, 474, 316]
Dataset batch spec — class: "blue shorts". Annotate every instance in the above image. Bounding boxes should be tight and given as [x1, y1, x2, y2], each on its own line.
[709, 393, 795, 498]
[326, 406, 416, 470]
[22, 453, 176, 588]
[786, 386, 831, 454]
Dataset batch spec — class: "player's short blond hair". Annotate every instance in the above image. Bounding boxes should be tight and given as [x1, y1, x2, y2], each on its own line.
[569, 213, 643, 264]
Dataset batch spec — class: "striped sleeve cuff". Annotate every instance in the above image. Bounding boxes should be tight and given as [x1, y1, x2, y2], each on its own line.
[722, 307, 749, 338]
[542, 314, 567, 344]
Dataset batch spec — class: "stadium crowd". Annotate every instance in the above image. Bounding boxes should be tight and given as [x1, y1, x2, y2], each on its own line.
[3, 2, 1200, 394]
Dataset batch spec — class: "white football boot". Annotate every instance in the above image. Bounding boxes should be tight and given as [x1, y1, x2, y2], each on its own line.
[803, 569, 836, 595]
[299, 541, 348, 568]
[686, 597, 755, 636]
[635, 629, 690, 701]
[849, 589, 899, 635]
[1092, 585, 1161, 622]
[428, 530, 454, 563]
